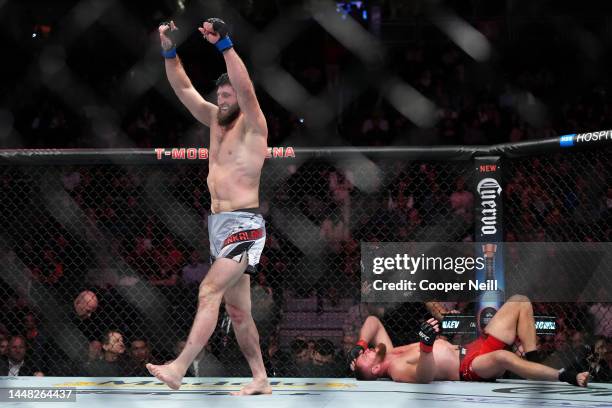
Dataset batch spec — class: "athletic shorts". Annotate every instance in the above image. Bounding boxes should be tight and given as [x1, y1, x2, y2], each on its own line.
[459, 333, 509, 381]
[208, 208, 266, 275]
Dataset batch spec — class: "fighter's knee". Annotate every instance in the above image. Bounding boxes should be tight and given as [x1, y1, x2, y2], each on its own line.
[198, 282, 223, 303]
[226, 304, 250, 325]
[491, 350, 515, 368]
[507, 294, 530, 304]
[365, 315, 381, 325]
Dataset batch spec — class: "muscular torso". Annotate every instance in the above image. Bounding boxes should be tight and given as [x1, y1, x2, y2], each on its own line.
[387, 339, 461, 381]
[207, 114, 267, 213]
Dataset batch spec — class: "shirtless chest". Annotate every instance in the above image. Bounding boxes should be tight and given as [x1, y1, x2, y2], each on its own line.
[206, 116, 267, 211]
[390, 340, 460, 381]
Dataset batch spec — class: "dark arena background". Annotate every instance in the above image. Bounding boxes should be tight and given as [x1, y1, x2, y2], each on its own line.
[0, 1, 611, 407]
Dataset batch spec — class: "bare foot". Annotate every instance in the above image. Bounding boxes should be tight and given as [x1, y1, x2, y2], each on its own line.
[230, 378, 272, 396]
[146, 362, 184, 390]
[577, 372, 589, 387]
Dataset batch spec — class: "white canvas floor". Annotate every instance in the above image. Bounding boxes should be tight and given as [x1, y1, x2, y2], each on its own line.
[1, 376, 611, 408]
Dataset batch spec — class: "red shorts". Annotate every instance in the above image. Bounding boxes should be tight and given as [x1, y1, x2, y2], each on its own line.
[459, 334, 509, 381]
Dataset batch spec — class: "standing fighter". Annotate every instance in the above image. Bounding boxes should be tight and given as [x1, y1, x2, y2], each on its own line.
[146, 19, 271, 395]
[350, 295, 589, 387]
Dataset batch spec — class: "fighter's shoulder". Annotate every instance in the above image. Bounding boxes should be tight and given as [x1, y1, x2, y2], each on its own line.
[242, 118, 267, 142]
[238, 107, 267, 136]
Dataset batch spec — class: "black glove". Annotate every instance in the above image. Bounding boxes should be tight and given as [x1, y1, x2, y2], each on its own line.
[205, 18, 233, 52]
[206, 18, 230, 38]
[159, 21, 179, 48]
[558, 368, 579, 386]
[418, 320, 438, 353]
[348, 339, 368, 366]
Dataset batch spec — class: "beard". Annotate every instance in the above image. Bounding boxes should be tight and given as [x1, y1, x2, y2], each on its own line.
[217, 103, 241, 126]
[375, 343, 387, 360]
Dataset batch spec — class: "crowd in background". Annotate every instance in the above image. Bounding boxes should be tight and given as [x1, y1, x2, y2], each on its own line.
[4, 1, 612, 150]
[0, 0, 611, 381]
[0, 151, 610, 380]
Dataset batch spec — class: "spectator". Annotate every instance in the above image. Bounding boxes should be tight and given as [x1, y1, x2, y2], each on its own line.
[30, 249, 64, 286]
[307, 339, 316, 357]
[282, 339, 312, 377]
[310, 338, 344, 377]
[126, 338, 156, 376]
[255, 272, 273, 297]
[22, 312, 50, 373]
[127, 236, 161, 280]
[81, 340, 102, 374]
[181, 250, 209, 286]
[588, 337, 611, 382]
[589, 288, 612, 338]
[265, 334, 290, 377]
[449, 176, 473, 221]
[360, 109, 390, 144]
[74, 290, 98, 320]
[72, 290, 103, 342]
[153, 235, 183, 286]
[312, 339, 335, 367]
[170, 339, 225, 377]
[543, 331, 571, 369]
[341, 333, 357, 361]
[0, 335, 38, 376]
[88, 340, 102, 363]
[86, 330, 129, 376]
[0, 336, 8, 358]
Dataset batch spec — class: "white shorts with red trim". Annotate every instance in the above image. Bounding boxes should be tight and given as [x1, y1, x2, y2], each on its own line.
[207, 209, 266, 274]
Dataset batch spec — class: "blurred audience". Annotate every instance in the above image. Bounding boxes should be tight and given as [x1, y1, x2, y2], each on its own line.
[0, 335, 38, 376]
[588, 337, 611, 382]
[125, 338, 156, 377]
[85, 330, 129, 376]
[181, 250, 209, 286]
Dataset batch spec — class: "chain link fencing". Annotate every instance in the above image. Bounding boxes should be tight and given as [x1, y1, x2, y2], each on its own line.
[0, 0, 610, 383]
[0, 144, 609, 381]
[503, 148, 611, 379]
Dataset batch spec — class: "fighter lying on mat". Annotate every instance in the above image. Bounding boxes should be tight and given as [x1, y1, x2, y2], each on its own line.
[350, 295, 589, 386]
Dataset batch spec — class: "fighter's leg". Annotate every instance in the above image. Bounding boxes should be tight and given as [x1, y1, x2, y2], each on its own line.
[472, 350, 589, 386]
[146, 256, 247, 389]
[484, 294, 537, 352]
[224, 272, 271, 395]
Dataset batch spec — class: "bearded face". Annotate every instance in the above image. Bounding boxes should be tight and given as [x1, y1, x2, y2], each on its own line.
[354, 343, 387, 380]
[375, 343, 387, 360]
[217, 102, 241, 126]
[216, 84, 241, 126]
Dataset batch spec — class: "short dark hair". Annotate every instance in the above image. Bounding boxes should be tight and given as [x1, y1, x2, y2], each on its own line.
[101, 330, 122, 345]
[354, 365, 377, 381]
[290, 339, 308, 356]
[314, 339, 335, 357]
[215, 73, 231, 88]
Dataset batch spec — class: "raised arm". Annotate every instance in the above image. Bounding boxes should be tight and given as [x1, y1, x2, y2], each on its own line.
[199, 19, 267, 135]
[348, 315, 394, 371]
[358, 316, 393, 351]
[425, 301, 460, 322]
[159, 22, 217, 127]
